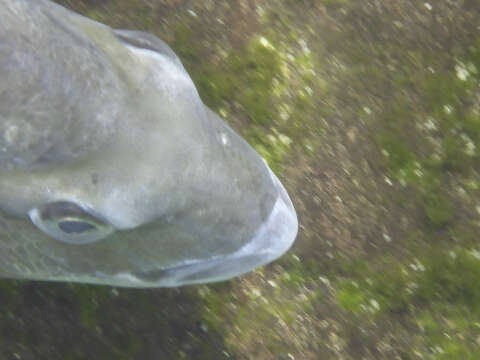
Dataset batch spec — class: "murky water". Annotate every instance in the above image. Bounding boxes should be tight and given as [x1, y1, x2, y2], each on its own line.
[1, 1, 480, 359]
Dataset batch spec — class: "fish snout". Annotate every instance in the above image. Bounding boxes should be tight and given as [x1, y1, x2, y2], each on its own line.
[135, 165, 298, 286]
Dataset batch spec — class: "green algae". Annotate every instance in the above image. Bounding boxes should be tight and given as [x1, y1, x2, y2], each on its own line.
[329, 36, 480, 358]
[68, 284, 113, 330]
[337, 248, 480, 313]
[375, 39, 480, 228]
[54, 0, 158, 30]
[335, 246, 480, 357]
[172, 21, 316, 174]
[195, 253, 326, 358]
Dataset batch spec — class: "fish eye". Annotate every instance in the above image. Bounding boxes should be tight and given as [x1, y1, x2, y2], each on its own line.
[28, 201, 114, 244]
[57, 220, 96, 234]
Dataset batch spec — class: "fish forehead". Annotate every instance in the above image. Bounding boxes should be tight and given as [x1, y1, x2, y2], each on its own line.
[0, 0, 207, 172]
[0, 0, 128, 171]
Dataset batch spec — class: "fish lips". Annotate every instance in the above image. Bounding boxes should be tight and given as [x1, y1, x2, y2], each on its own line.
[116, 166, 298, 287]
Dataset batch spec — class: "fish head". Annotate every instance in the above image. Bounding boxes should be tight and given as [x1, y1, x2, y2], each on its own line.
[0, 4, 297, 287]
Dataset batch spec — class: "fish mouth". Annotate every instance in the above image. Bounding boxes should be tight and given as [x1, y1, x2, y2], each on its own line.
[118, 166, 298, 287]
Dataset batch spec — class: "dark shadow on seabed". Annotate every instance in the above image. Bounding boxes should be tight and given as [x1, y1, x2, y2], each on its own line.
[0, 279, 232, 359]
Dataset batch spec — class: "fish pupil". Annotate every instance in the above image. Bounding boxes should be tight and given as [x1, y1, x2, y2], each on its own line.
[58, 220, 96, 234]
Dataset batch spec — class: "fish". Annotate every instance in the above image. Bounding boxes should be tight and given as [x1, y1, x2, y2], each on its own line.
[0, 0, 298, 287]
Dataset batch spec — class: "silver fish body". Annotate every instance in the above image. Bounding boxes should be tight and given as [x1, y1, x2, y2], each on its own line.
[0, 0, 297, 287]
